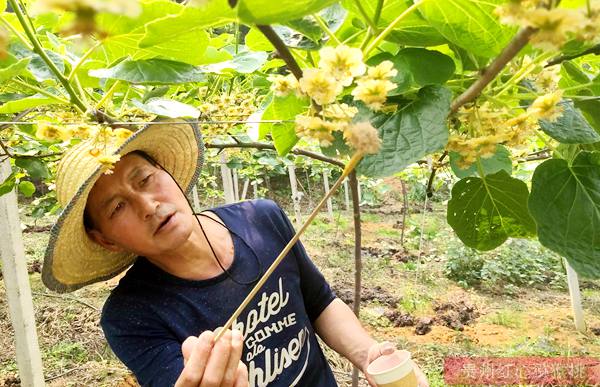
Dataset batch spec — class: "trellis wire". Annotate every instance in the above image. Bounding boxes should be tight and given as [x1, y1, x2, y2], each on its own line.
[0, 119, 295, 126]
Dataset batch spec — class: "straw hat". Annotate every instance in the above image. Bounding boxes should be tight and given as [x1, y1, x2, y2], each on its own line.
[42, 119, 204, 293]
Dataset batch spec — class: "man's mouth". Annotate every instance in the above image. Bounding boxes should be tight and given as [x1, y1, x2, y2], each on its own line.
[155, 213, 175, 235]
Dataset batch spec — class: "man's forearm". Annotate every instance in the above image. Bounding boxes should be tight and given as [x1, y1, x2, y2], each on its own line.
[313, 298, 376, 369]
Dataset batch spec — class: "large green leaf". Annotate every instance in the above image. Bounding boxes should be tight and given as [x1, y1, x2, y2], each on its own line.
[393, 48, 455, 86]
[357, 85, 452, 177]
[11, 44, 65, 82]
[539, 100, 600, 144]
[235, 0, 337, 24]
[260, 94, 309, 156]
[0, 172, 16, 197]
[418, 0, 516, 58]
[0, 56, 30, 83]
[139, 2, 235, 65]
[450, 145, 512, 179]
[448, 170, 536, 251]
[529, 151, 600, 278]
[341, 0, 446, 46]
[89, 59, 207, 84]
[93, 0, 187, 64]
[0, 94, 61, 113]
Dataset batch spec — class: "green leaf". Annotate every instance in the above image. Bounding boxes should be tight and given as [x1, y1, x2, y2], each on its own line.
[201, 51, 268, 74]
[0, 94, 61, 114]
[539, 100, 600, 144]
[358, 85, 452, 177]
[0, 56, 31, 83]
[0, 172, 16, 197]
[448, 170, 536, 251]
[341, 0, 446, 46]
[141, 2, 235, 45]
[366, 53, 411, 95]
[245, 28, 275, 51]
[529, 151, 600, 278]
[18, 181, 36, 198]
[15, 158, 50, 179]
[11, 44, 65, 82]
[89, 59, 207, 84]
[450, 145, 512, 179]
[393, 48, 456, 86]
[575, 100, 600, 133]
[132, 98, 199, 118]
[418, 0, 516, 58]
[260, 94, 309, 156]
[235, 0, 337, 24]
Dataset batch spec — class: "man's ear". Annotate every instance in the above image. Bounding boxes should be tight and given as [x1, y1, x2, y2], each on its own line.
[87, 229, 125, 253]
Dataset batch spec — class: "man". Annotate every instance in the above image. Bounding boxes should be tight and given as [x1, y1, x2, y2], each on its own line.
[42, 120, 428, 386]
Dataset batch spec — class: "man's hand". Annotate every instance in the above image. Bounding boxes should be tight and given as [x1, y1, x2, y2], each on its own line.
[364, 341, 429, 387]
[175, 329, 248, 387]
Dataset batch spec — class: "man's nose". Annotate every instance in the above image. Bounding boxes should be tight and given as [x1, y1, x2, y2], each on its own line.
[136, 193, 159, 220]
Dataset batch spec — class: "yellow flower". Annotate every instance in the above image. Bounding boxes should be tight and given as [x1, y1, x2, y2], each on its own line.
[295, 115, 338, 146]
[528, 91, 563, 121]
[96, 154, 121, 175]
[268, 73, 300, 97]
[35, 122, 71, 141]
[112, 128, 134, 145]
[524, 8, 584, 50]
[351, 79, 396, 111]
[343, 122, 381, 155]
[70, 124, 93, 139]
[299, 68, 343, 106]
[366, 61, 398, 80]
[320, 103, 358, 122]
[534, 66, 561, 92]
[318, 45, 366, 86]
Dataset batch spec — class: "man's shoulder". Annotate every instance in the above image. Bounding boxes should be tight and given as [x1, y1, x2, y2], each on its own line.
[209, 199, 284, 224]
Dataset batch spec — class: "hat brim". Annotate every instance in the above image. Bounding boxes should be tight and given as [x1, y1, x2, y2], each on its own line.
[42, 120, 204, 293]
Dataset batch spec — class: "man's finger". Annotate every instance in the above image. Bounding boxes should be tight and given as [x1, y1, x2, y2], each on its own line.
[220, 329, 244, 387]
[175, 331, 214, 386]
[233, 361, 249, 387]
[200, 329, 233, 387]
[181, 336, 198, 364]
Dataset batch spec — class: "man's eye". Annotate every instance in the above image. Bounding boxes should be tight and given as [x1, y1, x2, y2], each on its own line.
[140, 174, 153, 186]
[111, 202, 124, 217]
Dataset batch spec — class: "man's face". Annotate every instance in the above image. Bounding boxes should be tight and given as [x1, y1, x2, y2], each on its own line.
[85, 153, 196, 257]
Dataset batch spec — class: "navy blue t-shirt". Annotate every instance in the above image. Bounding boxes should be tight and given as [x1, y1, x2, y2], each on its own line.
[100, 199, 338, 387]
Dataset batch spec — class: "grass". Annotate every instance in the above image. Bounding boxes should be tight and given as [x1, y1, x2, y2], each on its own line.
[484, 309, 523, 328]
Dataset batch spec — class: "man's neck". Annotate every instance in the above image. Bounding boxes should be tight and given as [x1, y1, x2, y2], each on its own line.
[146, 213, 235, 281]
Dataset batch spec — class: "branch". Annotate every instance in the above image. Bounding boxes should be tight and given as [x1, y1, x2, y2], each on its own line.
[425, 151, 447, 198]
[450, 27, 537, 113]
[205, 141, 345, 168]
[256, 25, 303, 81]
[545, 43, 600, 67]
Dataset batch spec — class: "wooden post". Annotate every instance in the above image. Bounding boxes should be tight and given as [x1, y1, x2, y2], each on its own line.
[322, 170, 334, 222]
[252, 180, 258, 199]
[219, 152, 235, 204]
[0, 159, 45, 387]
[232, 169, 239, 202]
[564, 258, 586, 332]
[287, 165, 302, 228]
[240, 179, 249, 201]
[343, 179, 350, 212]
[191, 185, 200, 212]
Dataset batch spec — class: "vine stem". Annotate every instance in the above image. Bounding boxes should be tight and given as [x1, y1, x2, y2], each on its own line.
[363, 0, 431, 56]
[0, 15, 33, 50]
[312, 14, 342, 45]
[67, 40, 102, 81]
[450, 27, 537, 113]
[353, 0, 378, 32]
[213, 152, 364, 342]
[8, 0, 88, 114]
[256, 25, 303, 80]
